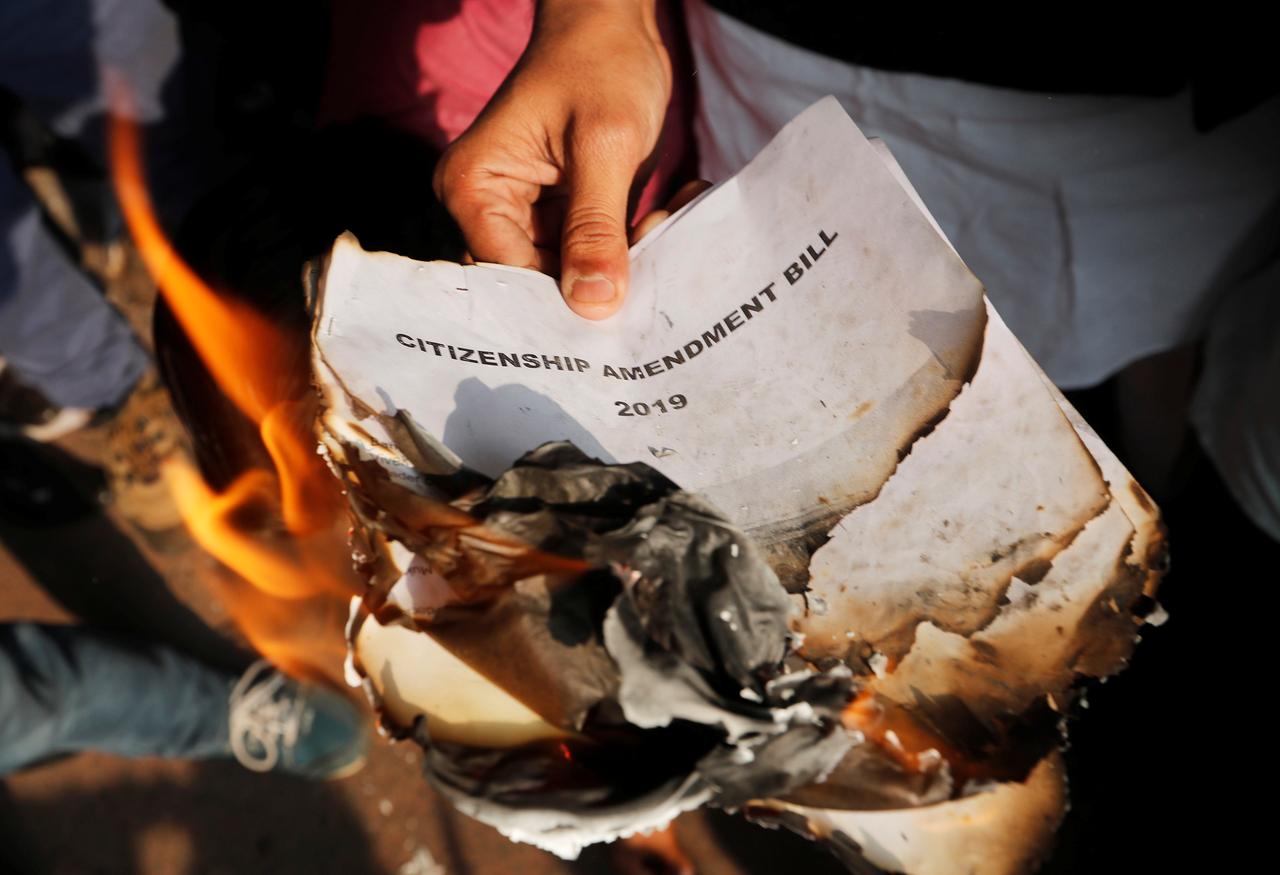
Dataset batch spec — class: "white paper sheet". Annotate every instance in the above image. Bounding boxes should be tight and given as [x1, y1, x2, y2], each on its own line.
[318, 96, 1167, 872]
[315, 97, 986, 552]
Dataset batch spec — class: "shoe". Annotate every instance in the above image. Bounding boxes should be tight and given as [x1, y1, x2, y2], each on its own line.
[0, 360, 95, 443]
[228, 660, 369, 780]
[0, 432, 103, 526]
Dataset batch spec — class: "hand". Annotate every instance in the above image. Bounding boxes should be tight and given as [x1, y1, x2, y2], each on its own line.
[629, 180, 712, 245]
[433, 0, 671, 319]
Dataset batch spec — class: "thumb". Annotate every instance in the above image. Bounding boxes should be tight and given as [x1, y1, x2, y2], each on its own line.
[560, 138, 637, 320]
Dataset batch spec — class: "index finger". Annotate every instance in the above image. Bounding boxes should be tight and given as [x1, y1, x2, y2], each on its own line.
[442, 176, 543, 272]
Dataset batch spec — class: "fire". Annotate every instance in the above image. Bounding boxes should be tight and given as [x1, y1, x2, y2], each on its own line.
[110, 97, 597, 683]
[842, 690, 961, 776]
[108, 100, 355, 681]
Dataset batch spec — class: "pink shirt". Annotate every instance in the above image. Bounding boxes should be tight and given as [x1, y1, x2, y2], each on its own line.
[321, 0, 694, 217]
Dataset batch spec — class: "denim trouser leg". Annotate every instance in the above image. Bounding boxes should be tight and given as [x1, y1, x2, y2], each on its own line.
[0, 622, 234, 775]
[0, 169, 148, 410]
[0, 0, 183, 409]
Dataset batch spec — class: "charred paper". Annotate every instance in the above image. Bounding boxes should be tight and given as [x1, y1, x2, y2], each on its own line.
[312, 98, 1166, 874]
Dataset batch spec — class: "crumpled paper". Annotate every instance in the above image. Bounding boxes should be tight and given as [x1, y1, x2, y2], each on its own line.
[313, 97, 1167, 874]
[335, 440, 858, 857]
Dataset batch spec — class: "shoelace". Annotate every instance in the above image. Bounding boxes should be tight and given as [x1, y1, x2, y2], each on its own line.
[228, 660, 307, 772]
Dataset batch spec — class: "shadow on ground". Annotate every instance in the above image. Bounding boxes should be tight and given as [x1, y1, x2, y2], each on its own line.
[0, 435, 247, 672]
[0, 759, 379, 875]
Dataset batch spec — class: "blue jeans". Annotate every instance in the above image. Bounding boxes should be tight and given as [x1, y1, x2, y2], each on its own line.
[0, 170, 147, 410]
[0, 622, 234, 775]
[0, 0, 182, 409]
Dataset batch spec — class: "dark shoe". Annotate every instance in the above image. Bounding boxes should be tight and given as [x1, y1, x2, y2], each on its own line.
[0, 434, 103, 526]
[0, 361, 95, 443]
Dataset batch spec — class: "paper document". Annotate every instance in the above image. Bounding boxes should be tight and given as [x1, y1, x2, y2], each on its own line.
[315, 97, 1166, 873]
[316, 97, 987, 582]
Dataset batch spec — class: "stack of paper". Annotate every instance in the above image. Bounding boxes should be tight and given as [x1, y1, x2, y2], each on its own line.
[312, 98, 1165, 874]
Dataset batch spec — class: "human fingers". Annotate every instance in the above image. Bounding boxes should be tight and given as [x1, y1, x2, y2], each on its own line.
[559, 130, 643, 319]
[630, 208, 670, 244]
[630, 179, 713, 244]
[434, 151, 547, 272]
[665, 179, 713, 213]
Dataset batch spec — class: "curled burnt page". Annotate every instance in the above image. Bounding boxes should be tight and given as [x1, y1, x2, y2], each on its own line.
[329, 438, 857, 856]
[313, 98, 1167, 873]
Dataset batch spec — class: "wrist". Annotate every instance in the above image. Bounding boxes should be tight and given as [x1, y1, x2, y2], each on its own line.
[536, 0, 660, 39]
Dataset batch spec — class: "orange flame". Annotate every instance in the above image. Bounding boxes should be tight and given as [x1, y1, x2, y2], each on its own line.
[108, 99, 355, 680]
[842, 690, 962, 776]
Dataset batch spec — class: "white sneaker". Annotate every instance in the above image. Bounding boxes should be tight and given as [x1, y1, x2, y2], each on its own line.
[228, 660, 369, 780]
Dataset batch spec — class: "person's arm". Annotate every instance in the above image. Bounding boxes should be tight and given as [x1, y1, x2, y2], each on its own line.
[433, 0, 671, 319]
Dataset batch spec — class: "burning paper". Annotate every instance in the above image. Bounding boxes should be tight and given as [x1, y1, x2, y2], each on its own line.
[312, 98, 1165, 872]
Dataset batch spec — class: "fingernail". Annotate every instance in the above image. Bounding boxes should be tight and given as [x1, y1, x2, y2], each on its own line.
[569, 275, 616, 304]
